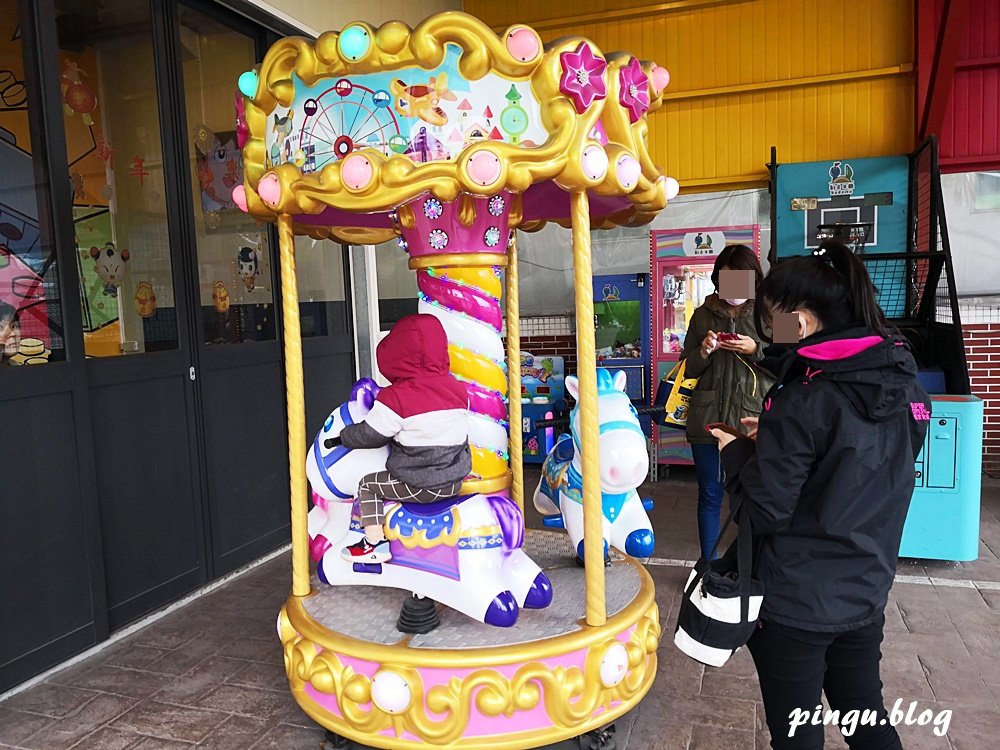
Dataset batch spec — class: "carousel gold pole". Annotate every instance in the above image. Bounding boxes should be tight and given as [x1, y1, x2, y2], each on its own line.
[277, 214, 310, 598]
[570, 190, 606, 627]
[505, 233, 524, 512]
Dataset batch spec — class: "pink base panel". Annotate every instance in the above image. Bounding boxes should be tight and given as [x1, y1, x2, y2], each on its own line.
[302, 625, 639, 739]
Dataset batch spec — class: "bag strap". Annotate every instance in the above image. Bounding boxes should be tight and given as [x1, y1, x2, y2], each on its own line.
[682, 488, 757, 627]
[736, 502, 755, 624]
[681, 490, 745, 598]
[665, 359, 683, 381]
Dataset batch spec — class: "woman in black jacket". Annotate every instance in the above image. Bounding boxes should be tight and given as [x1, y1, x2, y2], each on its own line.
[710, 240, 931, 749]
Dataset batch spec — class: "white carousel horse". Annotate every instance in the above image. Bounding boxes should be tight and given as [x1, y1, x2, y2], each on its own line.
[533, 369, 655, 561]
[306, 378, 553, 627]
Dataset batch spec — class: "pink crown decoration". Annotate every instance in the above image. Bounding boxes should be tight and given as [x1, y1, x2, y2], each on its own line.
[399, 191, 514, 259]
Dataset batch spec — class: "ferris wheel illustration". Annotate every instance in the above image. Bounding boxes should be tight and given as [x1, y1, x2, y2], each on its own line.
[297, 79, 404, 174]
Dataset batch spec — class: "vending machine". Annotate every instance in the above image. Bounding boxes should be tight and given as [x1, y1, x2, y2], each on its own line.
[519, 352, 567, 464]
[649, 226, 761, 466]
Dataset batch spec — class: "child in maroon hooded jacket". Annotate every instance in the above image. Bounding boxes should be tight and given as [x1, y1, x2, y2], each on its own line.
[334, 314, 471, 563]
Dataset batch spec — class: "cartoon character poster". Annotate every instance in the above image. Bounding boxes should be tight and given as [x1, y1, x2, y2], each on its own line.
[195, 127, 243, 224]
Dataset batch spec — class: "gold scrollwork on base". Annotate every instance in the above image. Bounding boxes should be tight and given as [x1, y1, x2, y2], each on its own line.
[278, 602, 660, 748]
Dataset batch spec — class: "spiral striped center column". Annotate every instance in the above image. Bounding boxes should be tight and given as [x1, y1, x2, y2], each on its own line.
[398, 192, 514, 491]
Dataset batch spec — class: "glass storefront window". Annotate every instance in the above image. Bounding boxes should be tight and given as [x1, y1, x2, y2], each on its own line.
[178, 5, 275, 346]
[1, 0, 66, 367]
[54, 0, 179, 357]
[375, 239, 417, 330]
[294, 236, 348, 337]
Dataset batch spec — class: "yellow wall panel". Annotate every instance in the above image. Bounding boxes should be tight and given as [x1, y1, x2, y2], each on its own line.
[463, 0, 914, 191]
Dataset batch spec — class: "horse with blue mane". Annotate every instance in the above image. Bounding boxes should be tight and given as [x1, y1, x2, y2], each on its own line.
[533, 369, 655, 562]
[306, 378, 553, 628]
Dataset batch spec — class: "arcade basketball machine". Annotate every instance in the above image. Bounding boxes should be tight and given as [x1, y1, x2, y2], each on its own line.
[769, 138, 983, 562]
[233, 12, 677, 748]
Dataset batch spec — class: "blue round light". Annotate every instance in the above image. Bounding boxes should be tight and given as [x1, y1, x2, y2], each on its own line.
[238, 70, 258, 98]
[339, 25, 371, 61]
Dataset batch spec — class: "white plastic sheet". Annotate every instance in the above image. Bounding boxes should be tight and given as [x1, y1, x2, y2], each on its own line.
[516, 189, 769, 315]
[940, 172, 1000, 297]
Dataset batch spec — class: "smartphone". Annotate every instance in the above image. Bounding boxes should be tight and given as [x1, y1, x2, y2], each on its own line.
[705, 422, 743, 438]
[717, 332, 741, 342]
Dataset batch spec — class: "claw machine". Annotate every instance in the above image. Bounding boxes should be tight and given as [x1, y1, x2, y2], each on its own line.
[593, 273, 651, 434]
[650, 226, 761, 466]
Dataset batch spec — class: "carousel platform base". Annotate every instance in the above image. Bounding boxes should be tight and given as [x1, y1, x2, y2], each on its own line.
[277, 530, 660, 750]
[323, 721, 622, 749]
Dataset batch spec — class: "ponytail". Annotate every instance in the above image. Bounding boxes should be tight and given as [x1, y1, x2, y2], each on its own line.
[816, 240, 892, 337]
[756, 239, 893, 341]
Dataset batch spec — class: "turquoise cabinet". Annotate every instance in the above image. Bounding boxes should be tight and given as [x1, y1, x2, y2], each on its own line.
[900, 396, 983, 561]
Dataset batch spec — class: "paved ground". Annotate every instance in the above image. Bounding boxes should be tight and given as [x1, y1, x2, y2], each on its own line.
[1, 466, 997, 749]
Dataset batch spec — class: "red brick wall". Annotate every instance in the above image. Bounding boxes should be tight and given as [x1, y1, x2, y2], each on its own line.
[511, 324, 998, 470]
[964, 324, 1000, 473]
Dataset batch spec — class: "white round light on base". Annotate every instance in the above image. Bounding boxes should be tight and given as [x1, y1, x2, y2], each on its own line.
[371, 670, 412, 714]
[599, 642, 630, 687]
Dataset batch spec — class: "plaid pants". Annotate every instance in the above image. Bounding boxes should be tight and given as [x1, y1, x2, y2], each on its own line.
[357, 470, 462, 527]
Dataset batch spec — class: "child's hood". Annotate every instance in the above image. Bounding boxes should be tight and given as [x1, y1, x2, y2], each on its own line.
[377, 313, 450, 381]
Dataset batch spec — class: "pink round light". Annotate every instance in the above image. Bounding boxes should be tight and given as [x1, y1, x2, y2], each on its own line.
[651, 66, 670, 92]
[232, 184, 248, 212]
[616, 154, 641, 189]
[257, 173, 281, 205]
[506, 28, 540, 62]
[468, 150, 502, 186]
[342, 154, 374, 190]
[664, 176, 680, 200]
[581, 145, 609, 181]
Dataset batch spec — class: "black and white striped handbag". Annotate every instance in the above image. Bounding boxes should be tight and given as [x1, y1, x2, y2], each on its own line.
[674, 495, 764, 667]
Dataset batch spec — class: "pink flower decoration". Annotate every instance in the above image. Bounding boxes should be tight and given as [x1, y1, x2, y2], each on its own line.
[619, 58, 650, 123]
[559, 42, 608, 114]
[235, 92, 249, 149]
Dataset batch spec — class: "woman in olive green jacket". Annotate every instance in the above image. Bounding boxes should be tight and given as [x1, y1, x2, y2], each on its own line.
[680, 245, 771, 558]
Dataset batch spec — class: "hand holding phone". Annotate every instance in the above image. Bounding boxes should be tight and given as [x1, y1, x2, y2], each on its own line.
[701, 331, 718, 356]
[717, 332, 741, 343]
[705, 422, 743, 438]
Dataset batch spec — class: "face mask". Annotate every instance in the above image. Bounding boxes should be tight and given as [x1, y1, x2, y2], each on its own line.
[723, 298, 747, 306]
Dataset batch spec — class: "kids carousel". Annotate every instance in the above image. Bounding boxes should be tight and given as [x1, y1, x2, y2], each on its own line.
[232, 11, 677, 748]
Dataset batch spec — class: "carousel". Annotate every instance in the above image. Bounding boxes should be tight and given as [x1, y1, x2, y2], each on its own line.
[232, 11, 677, 749]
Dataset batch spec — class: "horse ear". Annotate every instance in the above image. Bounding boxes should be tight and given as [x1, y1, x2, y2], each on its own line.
[565, 375, 579, 401]
[351, 377, 379, 411]
[612, 370, 628, 392]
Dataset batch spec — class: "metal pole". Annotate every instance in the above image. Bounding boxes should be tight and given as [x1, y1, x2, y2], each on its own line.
[570, 190, 606, 627]
[506, 233, 524, 511]
[277, 214, 310, 598]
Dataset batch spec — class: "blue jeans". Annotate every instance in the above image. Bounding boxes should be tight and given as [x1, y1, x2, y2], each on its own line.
[690, 442, 724, 559]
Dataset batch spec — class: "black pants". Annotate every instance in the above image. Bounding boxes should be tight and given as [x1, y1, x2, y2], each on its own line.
[748, 614, 902, 750]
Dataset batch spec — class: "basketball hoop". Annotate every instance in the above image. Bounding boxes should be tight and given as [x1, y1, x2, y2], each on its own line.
[815, 222, 873, 253]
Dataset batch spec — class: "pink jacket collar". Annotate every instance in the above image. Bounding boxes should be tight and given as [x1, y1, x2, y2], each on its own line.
[797, 336, 884, 361]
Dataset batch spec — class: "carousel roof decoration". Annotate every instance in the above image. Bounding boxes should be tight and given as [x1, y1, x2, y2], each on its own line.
[232, 12, 677, 245]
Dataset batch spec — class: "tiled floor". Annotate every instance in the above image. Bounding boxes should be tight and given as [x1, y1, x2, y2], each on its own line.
[1, 467, 998, 749]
